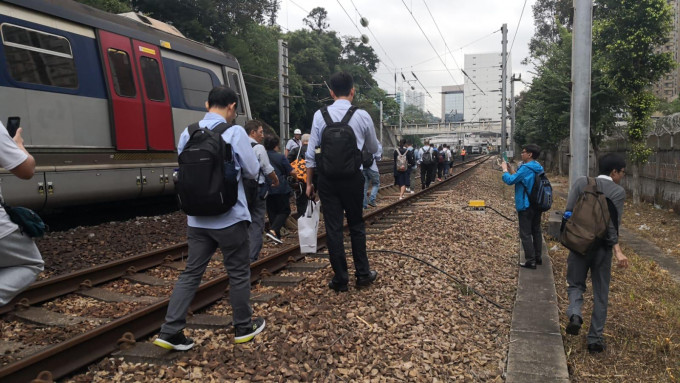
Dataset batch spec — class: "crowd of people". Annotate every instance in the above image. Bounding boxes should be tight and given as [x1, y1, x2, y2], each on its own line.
[0, 70, 631, 358]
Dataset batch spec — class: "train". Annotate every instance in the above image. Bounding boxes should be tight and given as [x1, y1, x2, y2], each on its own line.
[0, 0, 252, 210]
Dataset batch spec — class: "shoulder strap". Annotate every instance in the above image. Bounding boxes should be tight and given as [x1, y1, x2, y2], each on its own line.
[251, 142, 258, 148]
[212, 122, 232, 136]
[320, 106, 334, 126]
[188, 123, 201, 136]
[341, 106, 358, 124]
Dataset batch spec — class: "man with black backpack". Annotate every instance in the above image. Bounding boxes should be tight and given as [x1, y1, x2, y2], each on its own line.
[501, 144, 546, 269]
[563, 153, 628, 354]
[305, 71, 379, 292]
[418, 139, 436, 189]
[154, 86, 265, 351]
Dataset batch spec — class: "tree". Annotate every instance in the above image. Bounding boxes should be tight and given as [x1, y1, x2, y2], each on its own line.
[594, 0, 676, 202]
[341, 36, 380, 73]
[526, 0, 572, 62]
[303, 7, 330, 33]
[77, 0, 131, 13]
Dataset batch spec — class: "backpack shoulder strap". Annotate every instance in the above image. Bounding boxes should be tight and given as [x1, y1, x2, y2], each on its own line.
[606, 198, 619, 234]
[341, 106, 359, 124]
[320, 106, 334, 126]
[212, 122, 232, 136]
[188, 123, 201, 136]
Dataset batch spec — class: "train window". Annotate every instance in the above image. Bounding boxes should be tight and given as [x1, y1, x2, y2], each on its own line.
[107, 49, 136, 97]
[140, 57, 165, 101]
[227, 72, 245, 115]
[179, 66, 212, 109]
[1, 23, 78, 88]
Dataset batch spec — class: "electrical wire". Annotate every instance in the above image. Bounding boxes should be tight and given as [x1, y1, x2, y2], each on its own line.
[365, 250, 511, 312]
[485, 206, 517, 222]
[509, 0, 529, 55]
[347, 0, 398, 71]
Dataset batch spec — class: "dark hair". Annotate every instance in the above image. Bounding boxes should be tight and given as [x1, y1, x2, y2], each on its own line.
[329, 71, 354, 97]
[264, 135, 280, 151]
[244, 120, 263, 135]
[598, 153, 626, 175]
[399, 138, 406, 147]
[522, 144, 541, 159]
[406, 140, 412, 145]
[208, 85, 238, 109]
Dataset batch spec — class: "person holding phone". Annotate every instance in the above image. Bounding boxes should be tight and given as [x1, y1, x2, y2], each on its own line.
[0, 118, 44, 306]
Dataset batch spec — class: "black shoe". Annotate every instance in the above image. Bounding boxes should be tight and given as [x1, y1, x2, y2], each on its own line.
[265, 230, 283, 244]
[535, 258, 543, 265]
[587, 342, 606, 354]
[566, 315, 582, 335]
[153, 331, 195, 351]
[519, 262, 536, 269]
[234, 317, 266, 344]
[328, 280, 348, 292]
[356, 270, 378, 287]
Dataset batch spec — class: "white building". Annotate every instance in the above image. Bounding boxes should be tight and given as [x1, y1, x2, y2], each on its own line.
[463, 52, 510, 123]
[405, 89, 425, 110]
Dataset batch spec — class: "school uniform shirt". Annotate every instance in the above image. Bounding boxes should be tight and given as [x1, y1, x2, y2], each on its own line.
[249, 137, 274, 184]
[0, 122, 27, 239]
[176, 112, 259, 229]
[305, 99, 379, 169]
[368, 143, 383, 172]
[285, 138, 300, 153]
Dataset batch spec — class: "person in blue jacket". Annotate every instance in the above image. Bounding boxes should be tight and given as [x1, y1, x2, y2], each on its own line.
[501, 144, 545, 269]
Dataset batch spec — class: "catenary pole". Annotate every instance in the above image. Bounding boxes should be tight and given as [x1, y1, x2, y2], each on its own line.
[569, 0, 593, 188]
[278, 40, 289, 152]
[501, 24, 508, 156]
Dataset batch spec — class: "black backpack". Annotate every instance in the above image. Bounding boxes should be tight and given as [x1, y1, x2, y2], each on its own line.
[421, 148, 433, 165]
[524, 169, 553, 212]
[176, 122, 238, 216]
[361, 145, 375, 169]
[317, 106, 362, 178]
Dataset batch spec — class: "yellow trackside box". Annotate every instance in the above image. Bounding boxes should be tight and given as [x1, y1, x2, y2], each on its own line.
[468, 200, 486, 208]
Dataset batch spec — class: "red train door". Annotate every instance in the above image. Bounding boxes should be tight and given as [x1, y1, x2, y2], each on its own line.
[98, 30, 146, 150]
[131, 40, 175, 150]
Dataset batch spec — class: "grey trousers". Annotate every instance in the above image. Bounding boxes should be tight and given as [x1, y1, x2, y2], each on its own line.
[566, 246, 612, 345]
[248, 197, 266, 262]
[161, 221, 252, 334]
[0, 229, 44, 306]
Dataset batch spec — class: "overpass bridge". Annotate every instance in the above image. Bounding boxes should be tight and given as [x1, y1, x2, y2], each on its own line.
[379, 120, 504, 150]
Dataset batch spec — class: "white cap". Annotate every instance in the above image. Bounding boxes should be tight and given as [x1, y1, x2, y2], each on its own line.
[294, 129, 302, 135]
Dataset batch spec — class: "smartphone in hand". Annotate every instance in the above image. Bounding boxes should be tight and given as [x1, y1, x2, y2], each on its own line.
[502, 151, 509, 163]
[6, 117, 20, 138]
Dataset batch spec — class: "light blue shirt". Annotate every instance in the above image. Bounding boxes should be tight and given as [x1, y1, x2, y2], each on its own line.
[305, 99, 379, 169]
[368, 143, 383, 172]
[177, 112, 259, 229]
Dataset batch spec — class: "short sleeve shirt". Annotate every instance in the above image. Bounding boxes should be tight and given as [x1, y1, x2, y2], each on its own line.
[285, 138, 300, 153]
[0, 122, 28, 239]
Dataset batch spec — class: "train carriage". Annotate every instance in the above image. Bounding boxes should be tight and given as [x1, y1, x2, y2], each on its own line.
[0, 0, 251, 210]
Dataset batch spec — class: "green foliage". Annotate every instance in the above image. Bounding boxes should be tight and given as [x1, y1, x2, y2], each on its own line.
[526, 0, 572, 62]
[595, 0, 676, 164]
[78, 0, 131, 13]
[655, 97, 680, 115]
[303, 7, 330, 33]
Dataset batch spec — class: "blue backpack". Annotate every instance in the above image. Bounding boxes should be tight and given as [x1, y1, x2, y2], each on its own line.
[525, 170, 553, 212]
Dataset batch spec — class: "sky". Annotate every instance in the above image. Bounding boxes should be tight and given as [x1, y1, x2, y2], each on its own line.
[276, 0, 538, 119]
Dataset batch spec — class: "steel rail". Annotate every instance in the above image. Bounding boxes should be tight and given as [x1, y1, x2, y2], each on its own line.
[0, 156, 489, 382]
[0, 244, 189, 316]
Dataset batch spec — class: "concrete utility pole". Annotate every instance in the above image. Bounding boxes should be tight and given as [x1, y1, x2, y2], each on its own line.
[510, 73, 522, 156]
[500, 24, 508, 156]
[569, 0, 593, 188]
[278, 39, 290, 152]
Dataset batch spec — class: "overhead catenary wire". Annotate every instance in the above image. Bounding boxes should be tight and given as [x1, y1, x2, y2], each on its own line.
[400, 0, 457, 84]
[509, 0, 529, 55]
[347, 0, 398, 71]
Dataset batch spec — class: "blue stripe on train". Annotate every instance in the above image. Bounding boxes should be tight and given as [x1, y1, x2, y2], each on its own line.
[0, 15, 107, 99]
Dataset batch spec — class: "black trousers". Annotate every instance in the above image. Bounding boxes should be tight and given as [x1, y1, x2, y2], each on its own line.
[294, 183, 309, 217]
[517, 206, 542, 263]
[420, 163, 435, 187]
[266, 193, 291, 236]
[317, 172, 370, 284]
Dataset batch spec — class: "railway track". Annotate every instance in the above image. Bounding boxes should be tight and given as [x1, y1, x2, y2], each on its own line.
[0, 156, 489, 382]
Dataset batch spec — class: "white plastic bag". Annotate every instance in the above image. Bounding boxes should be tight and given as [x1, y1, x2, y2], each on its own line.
[298, 200, 320, 253]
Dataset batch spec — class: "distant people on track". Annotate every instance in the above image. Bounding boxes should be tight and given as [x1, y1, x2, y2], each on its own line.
[405, 140, 416, 193]
[287, 133, 310, 219]
[418, 139, 436, 189]
[394, 139, 415, 200]
[564, 153, 628, 354]
[154, 86, 265, 351]
[245, 120, 279, 262]
[460, 148, 467, 162]
[501, 144, 545, 269]
[443, 144, 452, 178]
[265, 135, 293, 244]
[305, 71, 379, 292]
[436, 145, 445, 181]
[363, 143, 382, 209]
[285, 128, 302, 157]
[0, 121, 43, 307]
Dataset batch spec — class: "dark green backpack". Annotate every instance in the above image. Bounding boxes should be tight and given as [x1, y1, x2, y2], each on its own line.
[2, 202, 46, 237]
